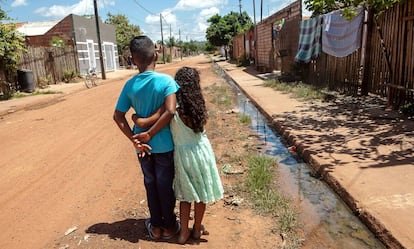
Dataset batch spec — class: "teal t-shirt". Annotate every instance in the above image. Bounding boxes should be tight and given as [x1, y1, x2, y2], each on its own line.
[115, 71, 179, 153]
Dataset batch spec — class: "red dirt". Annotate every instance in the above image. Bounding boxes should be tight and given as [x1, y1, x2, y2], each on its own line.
[1, 55, 413, 249]
[0, 56, 283, 249]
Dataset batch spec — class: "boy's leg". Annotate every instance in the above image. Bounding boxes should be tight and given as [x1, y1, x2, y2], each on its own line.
[153, 151, 177, 229]
[139, 154, 163, 232]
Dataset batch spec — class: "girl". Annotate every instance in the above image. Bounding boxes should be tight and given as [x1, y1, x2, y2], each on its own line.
[133, 67, 224, 244]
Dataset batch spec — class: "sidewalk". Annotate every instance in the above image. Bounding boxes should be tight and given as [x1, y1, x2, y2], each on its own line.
[0, 69, 136, 117]
[216, 61, 414, 249]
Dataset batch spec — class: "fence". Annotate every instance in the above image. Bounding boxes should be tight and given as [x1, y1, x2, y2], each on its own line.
[366, 0, 414, 107]
[302, 1, 414, 108]
[17, 46, 79, 87]
[234, 0, 414, 108]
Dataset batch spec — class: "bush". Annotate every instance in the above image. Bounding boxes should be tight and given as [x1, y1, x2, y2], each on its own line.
[37, 76, 51, 89]
[63, 69, 76, 83]
[0, 80, 14, 100]
[400, 103, 414, 117]
[237, 53, 251, 67]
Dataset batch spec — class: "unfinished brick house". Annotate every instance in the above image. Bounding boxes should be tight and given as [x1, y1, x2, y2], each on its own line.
[17, 14, 119, 75]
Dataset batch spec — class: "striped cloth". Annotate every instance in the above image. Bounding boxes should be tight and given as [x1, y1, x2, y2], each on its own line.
[322, 8, 364, 57]
[295, 16, 323, 63]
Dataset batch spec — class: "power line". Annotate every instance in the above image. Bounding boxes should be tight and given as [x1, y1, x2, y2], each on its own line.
[132, 0, 156, 16]
[132, 0, 168, 25]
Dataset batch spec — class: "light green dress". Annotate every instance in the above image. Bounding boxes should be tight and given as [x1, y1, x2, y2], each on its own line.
[171, 114, 224, 203]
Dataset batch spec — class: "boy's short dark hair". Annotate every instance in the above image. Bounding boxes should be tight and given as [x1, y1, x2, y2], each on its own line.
[130, 35, 155, 66]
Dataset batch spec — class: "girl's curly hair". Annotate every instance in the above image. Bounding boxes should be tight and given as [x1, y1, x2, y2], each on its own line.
[174, 67, 207, 133]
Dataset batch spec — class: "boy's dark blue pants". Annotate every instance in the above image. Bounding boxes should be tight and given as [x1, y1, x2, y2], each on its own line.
[138, 151, 176, 229]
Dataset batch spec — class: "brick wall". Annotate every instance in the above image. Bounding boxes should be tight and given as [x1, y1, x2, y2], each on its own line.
[232, 28, 254, 62]
[26, 15, 74, 47]
[255, 0, 301, 73]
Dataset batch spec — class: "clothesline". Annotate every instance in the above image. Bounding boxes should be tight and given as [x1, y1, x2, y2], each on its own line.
[295, 7, 364, 63]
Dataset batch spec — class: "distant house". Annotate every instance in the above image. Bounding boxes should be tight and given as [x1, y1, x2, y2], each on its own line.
[17, 14, 119, 75]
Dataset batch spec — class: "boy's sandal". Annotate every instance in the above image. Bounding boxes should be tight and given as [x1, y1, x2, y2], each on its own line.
[145, 218, 161, 240]
[161, 221, 181, 240]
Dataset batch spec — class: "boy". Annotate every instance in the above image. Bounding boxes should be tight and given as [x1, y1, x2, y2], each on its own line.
[113, 35, 179, 240]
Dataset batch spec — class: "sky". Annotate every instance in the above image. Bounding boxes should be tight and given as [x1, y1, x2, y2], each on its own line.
[3, 0, 309, 42]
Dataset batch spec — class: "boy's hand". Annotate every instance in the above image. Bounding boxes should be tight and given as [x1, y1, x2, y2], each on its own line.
[133, 132, 151, 143]
[132, 138, 152, 157]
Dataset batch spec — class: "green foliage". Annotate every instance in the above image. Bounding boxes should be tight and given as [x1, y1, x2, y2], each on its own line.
[304, 0, 404, 18]
[246, 155, 275, 192]
[37, 76, 51, 89]
[63, 69, 76, 83]
[165, 36, 177, 47]
[12, 90, 60, 99]
[400, 103, 414, 118]
[0, 7, 26, 82]
[237, 53, 251, 67]
[205, 84, 233, 107]
[263, 79, 326, 101]
[206, 11, 253, 48]
[244, 154, 301, 245]
[50, 36, 65, 48]
[105, 13, 142, 57]
[0, 80, 14, 100]
[238, 113, 251, 124]
[204, 41, 217, 52]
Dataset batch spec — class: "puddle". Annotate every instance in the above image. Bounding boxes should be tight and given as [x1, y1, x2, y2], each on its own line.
[216, 65, 386, 249]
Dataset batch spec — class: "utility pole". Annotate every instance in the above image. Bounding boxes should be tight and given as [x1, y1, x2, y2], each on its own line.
[260, 0, 263, 21]
[179, 29, 182, 60]
[239, 0, 246, 58]
[93, 0, 106, 79]
[169, 24, 172, 61]
[253, 0, 258, 67]
[160, 14, 165, 64]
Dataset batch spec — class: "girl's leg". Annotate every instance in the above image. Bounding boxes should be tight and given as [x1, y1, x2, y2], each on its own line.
[178, 201, 191, 244]
[192, 202, 206, 239]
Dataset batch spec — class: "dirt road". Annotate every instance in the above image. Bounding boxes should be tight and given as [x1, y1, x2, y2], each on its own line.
[0, 56, 282, 249]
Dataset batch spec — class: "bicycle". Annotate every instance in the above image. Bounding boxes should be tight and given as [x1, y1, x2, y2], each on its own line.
[84, 67, 98, 88]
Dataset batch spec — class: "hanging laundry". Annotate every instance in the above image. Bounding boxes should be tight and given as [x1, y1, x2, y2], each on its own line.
[322, 7, 364, 57]
[294, 16, 322, 63]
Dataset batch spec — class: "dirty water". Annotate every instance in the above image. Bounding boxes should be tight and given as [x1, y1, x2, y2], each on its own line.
[217, 65, 386, 249]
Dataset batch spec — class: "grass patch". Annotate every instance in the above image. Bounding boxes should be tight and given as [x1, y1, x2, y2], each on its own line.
[12, 90, 61, 98]
[263, 79, 325, 101]
[245, 154, 302, 248]
[205, 84, 233, 107]
[238, 113, 251, 124]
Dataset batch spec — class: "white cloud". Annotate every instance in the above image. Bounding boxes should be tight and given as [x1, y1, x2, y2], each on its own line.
[34, 0, 115, 19]
[174, 0, 227, 11]
[11, 0, 28, 7]
[194, 7, 218, 39]
[199, 7, 219, 18]
[145, 10, 176, 26]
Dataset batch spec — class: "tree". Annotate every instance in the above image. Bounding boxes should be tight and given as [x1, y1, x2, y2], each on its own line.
[304, 0, 404, 17]
[165, 36, 178, 48]
[105, 13, 142, 65]
[205, 11, 252, 60]
[0, 4, 26, 84]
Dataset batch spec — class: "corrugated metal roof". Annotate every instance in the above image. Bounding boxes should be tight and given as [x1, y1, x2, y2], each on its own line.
[17, 20, 60, 36]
